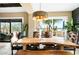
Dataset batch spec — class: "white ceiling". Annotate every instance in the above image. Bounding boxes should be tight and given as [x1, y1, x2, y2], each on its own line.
[0, 3, 79, 13]
[32, 3, 79, 12]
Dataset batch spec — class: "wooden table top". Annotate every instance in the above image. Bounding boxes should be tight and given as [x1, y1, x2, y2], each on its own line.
[15, 50, 73, 55]
[17, 37, 79, 48]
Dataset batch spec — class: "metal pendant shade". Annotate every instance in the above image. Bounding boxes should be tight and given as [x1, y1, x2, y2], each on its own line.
[33, 11, 48, 17]
[33, 4, 48, 21]
[33, 11, 48, 21]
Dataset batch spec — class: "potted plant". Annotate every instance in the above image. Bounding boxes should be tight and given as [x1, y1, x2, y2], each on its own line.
[43, 19, 53, 37]
[43, 19, 53, 31]
[22, 24, 28, 37]
[64, 18, 73, 32]
[43, 19, 58, 36]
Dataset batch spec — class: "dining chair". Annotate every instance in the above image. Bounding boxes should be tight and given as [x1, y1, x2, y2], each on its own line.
[11, 43, 23, 55]
[11, 32, 23, 55]
[64, 31, 77, 55]
[42, 31, 60, 50]
[26, 31, 39, 50]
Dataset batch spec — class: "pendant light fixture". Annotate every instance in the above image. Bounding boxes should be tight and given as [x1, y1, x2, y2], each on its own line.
[33, 3, 48, 21]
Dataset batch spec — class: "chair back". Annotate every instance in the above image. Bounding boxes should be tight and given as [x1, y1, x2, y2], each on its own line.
[68, 31, 77, 43]
[33, 31, 39, 38]
[11, 32, 18, 43]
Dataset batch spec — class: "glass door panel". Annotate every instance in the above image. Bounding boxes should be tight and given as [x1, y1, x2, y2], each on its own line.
[1, 22, 10, 34]
[11, 22, 22, 33]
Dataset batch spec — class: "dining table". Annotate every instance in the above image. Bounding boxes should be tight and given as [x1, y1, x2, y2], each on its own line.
[16, 37, 79, 50]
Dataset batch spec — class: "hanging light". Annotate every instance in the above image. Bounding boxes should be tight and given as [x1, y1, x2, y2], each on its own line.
[33, 3, 48, 21]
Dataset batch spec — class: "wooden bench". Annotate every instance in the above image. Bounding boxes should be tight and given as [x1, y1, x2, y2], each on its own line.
[15, 50, 73, 55]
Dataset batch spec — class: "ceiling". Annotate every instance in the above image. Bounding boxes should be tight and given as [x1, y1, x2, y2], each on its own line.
[0, 3, 79, 13]
[32, 3, 79, 12]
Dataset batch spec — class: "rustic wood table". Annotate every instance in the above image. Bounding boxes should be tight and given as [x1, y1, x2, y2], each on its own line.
[16, 37, 79, 50]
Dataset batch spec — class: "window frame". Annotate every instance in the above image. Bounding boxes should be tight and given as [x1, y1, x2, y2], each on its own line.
[0, 17, 23, 34]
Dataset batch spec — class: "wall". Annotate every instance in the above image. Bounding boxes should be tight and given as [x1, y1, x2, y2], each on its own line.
[48, 11, 72, 18]
[0, 12, 28, 24]
[28, 14, 34, 37]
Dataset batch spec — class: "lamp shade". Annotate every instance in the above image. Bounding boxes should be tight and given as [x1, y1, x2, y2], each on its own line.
[33, 11, 48, 21]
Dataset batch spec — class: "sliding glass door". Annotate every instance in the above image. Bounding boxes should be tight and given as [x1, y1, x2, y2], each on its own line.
[0, 19, 22, 34]
[1, 22, 10, 34]
[11, 22, 22, 33]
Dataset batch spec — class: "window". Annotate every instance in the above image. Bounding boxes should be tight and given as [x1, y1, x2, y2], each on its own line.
[1, 22, 10, 34]
[11, 22, 22, 33]
[53, 19, 64, 29]
[34, 16, 68, 37]
[0, 19, 22, 34]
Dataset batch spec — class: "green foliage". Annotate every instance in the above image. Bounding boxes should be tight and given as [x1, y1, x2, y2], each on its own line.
[22, 24, 28, 32]
[43, 19, 59, 31]
[53, 19, 58, 25]
[22, 24, 28, 36]
[43, 19, 53, 31]
[64, 18, 73, 31]
[43, 19, 53, 25]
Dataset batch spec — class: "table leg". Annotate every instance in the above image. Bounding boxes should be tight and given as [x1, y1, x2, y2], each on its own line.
[60, 45, 64, 50]
[23, 44, 26, 50]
